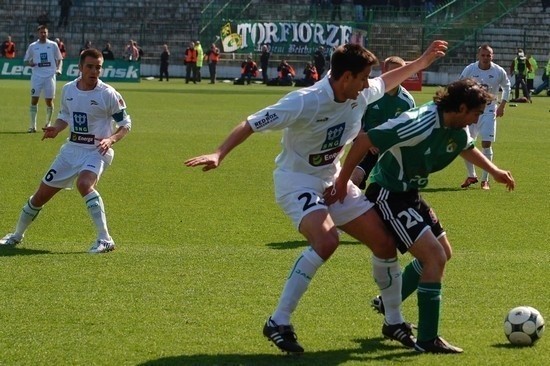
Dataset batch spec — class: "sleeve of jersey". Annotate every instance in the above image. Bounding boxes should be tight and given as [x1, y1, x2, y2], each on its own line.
[110, 90, 132, 130]
[362, 77, 385, 104]
[57, 85, 70, 122]
[500, 68, 511, 101]
[247, 92, 304, 132]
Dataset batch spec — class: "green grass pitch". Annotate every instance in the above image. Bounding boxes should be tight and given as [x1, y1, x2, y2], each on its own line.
[0, 78, 548, 365]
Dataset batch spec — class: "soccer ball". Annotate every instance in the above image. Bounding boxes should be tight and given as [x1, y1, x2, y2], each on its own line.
[503, 306, 545, 346]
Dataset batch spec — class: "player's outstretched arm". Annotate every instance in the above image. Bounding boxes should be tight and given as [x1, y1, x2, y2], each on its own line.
[381, 40, 448, 91]
[184, 121, 254, 172]
[460, 148, 515, 191]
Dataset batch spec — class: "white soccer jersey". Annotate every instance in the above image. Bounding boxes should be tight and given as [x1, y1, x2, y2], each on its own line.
[57, 78, 132, 149]
[247, 76, 385, 184]
[459, 61, 511, 110]
[24, 39, 62, 78]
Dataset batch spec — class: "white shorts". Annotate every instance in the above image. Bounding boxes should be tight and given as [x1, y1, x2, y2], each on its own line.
[31, 74, 56, 99]
[468, 110, 496, 142]
[42, 143, 114, 189]
[274, 170, 374, 229]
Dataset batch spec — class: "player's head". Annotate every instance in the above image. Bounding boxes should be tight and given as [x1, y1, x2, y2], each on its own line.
[79, 48, 103, 66]
[383, 56, 406, 73]
[477, 44, 494, 68]
[330, 43, 378, 80]
[36, 25, 48, 41]
[434, 78, 493, 127]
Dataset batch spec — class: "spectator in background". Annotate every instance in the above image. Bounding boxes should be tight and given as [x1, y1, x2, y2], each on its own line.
[135, 41, 144, 61]
[1, 35, 16, 58]
[260, 44, 270, 84]
[125, 40, 139, 62]
[526, 54, 538, 91]
[313, 46, 327, 77]
[184, 41, 197, 84]
[294, 62, 318, 87]
[542, 0, 549, 12]
[276, 59, 295, 86]
[205, 43, 220, 84]
[55, 38, 66, 59]
[37, 10, 50, 27]
[159, 44, 170, 81]
[58, 0, 73, 28]
[194, 40, 204, 82]
[237, 55, 258, 84]
[79, 40, 92, 54]
[102, 42, 115, 60]
[509, 48, 531, 102]
[532, 56, 550, 96]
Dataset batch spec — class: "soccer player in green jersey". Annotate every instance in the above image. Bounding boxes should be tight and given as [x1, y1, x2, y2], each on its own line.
[326, 78, 515, 353]
[351, 56, 416, 189]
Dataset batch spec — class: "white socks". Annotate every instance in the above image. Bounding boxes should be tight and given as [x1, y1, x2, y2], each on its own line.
[271, 246, 324, 325]
[14, 198, 42, 238]
[46, 106, 53, 127]
[30, 105, 37, 129]
[84, 190, 110, 241]
[372, 255, 405, 325]
[481, 147, 493, 182]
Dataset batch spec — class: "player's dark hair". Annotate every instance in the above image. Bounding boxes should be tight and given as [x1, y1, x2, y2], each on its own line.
[79, 48, 103, 65]
[37, 25, 47, 32]
[330, 43, 378, 80]
[434, 78, 494, 112]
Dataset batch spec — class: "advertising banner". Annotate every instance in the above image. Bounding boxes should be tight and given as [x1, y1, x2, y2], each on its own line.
[218, 21, 365, 55]
[0, 59, 140, 82]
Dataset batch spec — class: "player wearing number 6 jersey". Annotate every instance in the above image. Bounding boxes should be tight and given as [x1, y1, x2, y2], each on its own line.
[327, 78, 515, 353]
[0, 49, 131, 254]
[186, 41, 448, 354]
[458, 44, 511, 190]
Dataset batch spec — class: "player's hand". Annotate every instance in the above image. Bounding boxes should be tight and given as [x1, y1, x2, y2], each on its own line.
[323, 178, 348, 206]
[418, 40, 448, 68]
[41, 126, 59, 140]
[95, 137, 114, 155]
[492, 169, 515, 191]
[184, 153, 221, 172]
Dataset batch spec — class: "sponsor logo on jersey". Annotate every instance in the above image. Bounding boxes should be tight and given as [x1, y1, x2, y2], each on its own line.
[321, 123, 345, 150]
[73, 112, 89, 133]
[351, 102, 358, 109]
[66, 97, 73, 101]
[315, 117, 328, 123]
[252, 111, 278, 129]
[90, 100, 98, 106]
[309, 146, 343, 166]
[70, 132, 95, 144]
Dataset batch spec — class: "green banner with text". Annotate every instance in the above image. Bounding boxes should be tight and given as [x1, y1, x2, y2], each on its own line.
[0, 59, 140, 82]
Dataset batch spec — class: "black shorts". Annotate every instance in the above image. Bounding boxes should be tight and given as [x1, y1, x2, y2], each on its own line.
[365, 183, 445, 254]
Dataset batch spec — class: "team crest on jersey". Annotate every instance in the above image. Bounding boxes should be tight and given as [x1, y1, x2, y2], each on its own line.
[321, 123, 345, 150]
[446, 139, 457, 153]
[73, 112, 89, 133]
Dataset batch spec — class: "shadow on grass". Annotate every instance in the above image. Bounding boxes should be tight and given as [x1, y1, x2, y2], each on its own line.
[491, 342, 533, 349]
[420, 187, 464, 193]
[0, 131, 32, 135]
[0, 247, 51, 256]
[138, 338, 419, 366]
[266, 240, 358, 250]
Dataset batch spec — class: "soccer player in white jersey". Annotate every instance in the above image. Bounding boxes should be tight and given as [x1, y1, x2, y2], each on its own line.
[23, 25, 63, 133]
[328, 78, 515, 353]
[0, 49, 132, 254]
[185, 40, 448, 354]
[458, 44, 511, 190]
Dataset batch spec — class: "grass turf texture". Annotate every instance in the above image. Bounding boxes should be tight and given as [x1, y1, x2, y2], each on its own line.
[0, 78, 548, 365]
